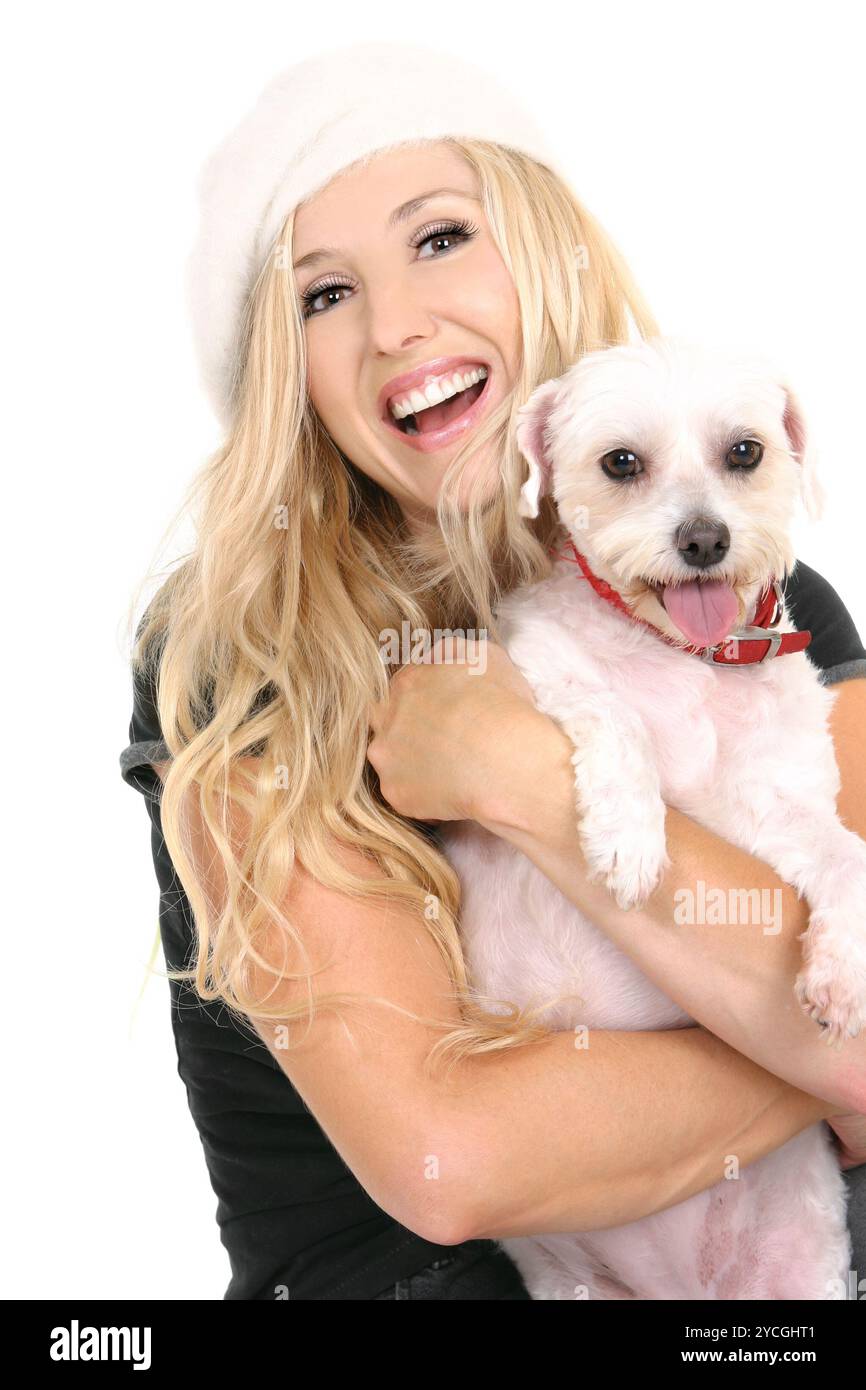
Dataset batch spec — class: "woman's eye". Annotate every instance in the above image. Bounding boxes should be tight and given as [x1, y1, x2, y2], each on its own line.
[300, 279, 354, 320]
[412, 218, 479, 260]
[300, 218, 478, 320]
[726, 438, 764, 469]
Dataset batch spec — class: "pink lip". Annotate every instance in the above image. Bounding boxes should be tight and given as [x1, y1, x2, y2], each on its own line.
[378, 356, 493, 455]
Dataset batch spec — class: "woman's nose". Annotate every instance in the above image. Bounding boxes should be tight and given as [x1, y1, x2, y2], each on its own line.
[365, 280, 437, 355]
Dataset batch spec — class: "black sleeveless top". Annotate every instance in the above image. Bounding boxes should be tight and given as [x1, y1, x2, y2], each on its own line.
[119, 559, 866, 1300]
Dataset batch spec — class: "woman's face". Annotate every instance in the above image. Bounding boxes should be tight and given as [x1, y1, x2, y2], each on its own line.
[291, 143, 522, 531]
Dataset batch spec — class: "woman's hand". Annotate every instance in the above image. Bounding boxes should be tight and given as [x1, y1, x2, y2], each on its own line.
[827, 1112, 866, 1171]
[367, 635, 545, 823]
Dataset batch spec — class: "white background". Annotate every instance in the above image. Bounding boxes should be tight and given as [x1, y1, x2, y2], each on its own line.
[3, 0, 863, 1299]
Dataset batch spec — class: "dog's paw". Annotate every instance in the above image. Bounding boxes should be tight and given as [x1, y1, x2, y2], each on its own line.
[579, 801, 670, 911]
[795, 917, 866, 1048]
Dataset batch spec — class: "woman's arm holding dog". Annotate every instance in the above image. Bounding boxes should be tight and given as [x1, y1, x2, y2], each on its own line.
[369, 647, 866, 1115]
[254, 945, 837, 1241]
[171, 762, 839, 1243]
[475, 680, 866, 1116]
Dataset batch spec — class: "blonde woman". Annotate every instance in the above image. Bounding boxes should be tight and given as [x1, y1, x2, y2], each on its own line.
[120, 42, 866, 1300]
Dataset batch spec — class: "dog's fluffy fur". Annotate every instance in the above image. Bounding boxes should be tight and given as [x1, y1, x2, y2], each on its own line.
[440, 336, 865, 1299]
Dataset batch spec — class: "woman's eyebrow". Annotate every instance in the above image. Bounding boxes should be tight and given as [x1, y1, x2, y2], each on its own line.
[292, 187, 481, 272]
[387, 187, 480, 228]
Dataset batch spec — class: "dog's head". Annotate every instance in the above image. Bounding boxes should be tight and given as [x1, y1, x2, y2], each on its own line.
[515, 336, 824, 648]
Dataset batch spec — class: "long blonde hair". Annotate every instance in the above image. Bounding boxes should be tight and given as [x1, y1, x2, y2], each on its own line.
[128, 137, 660, 1078]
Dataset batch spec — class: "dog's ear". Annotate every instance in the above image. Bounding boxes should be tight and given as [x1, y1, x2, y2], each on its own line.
[515, 377, 563, 519]
[781, 383, 825, 522]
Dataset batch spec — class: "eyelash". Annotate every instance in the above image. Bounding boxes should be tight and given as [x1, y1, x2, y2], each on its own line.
[299, 218, 479, 320]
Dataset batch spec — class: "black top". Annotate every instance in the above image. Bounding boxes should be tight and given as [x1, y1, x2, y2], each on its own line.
[119, 559, 866, 1300]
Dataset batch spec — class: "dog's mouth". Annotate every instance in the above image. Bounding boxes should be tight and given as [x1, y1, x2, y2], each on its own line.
[643, 577, 740, 647]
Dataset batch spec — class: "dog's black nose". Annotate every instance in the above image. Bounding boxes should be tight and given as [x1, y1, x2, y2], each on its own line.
[675, 518, 730, 568]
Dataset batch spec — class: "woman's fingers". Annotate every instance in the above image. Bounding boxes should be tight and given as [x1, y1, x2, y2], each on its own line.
[363, 634, 540, 820]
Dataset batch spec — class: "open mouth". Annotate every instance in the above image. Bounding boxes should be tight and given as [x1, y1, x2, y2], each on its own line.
[392, 376, 487, 436]
[647, 576, 740, 648]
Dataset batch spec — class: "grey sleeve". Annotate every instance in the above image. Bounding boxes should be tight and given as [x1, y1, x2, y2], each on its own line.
[119, 651, 171, 800]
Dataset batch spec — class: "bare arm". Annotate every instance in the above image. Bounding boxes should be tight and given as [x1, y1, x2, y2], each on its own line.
[429, 1025, 834, 1241]
[471, 680, 866, 1116]
[164, 759, 838, 1246]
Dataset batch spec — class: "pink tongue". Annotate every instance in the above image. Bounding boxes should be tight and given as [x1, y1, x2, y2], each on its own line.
[416, 382, 480, 434]
[662, 579, 739, 647]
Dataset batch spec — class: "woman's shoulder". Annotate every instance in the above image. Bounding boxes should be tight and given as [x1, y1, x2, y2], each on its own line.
[784, 559, 866, 686]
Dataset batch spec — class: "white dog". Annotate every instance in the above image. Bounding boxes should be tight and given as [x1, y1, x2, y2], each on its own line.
[440, 336, 866, 1300]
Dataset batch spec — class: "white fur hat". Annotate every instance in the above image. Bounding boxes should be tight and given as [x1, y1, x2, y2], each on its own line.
[185, 40, 561, 428]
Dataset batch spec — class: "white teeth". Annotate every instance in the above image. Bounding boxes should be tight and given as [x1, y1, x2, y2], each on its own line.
[423, 380, 447, 407]
[389, 365, 487, 420]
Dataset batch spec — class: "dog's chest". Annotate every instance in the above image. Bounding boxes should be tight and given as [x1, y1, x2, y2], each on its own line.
[493, 569, 837, 824]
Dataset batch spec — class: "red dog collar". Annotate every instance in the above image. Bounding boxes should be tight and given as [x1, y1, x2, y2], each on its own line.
[549, 536, 812, 666]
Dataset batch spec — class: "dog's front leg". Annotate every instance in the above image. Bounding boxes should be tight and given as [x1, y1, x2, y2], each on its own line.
[747, 805, 866, 1046]
[554, 698, 671, 911]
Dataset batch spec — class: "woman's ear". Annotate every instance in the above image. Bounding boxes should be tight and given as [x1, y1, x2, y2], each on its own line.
[515, 377, 563, 519]
[781, 383, 826, 523]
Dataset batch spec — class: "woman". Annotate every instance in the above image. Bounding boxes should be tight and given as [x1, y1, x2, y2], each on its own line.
[120, 41, 866, 1300]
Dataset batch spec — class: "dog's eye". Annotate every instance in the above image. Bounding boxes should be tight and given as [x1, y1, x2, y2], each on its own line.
[727, 439, 764, 469]
[601, 448, 643, 480]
